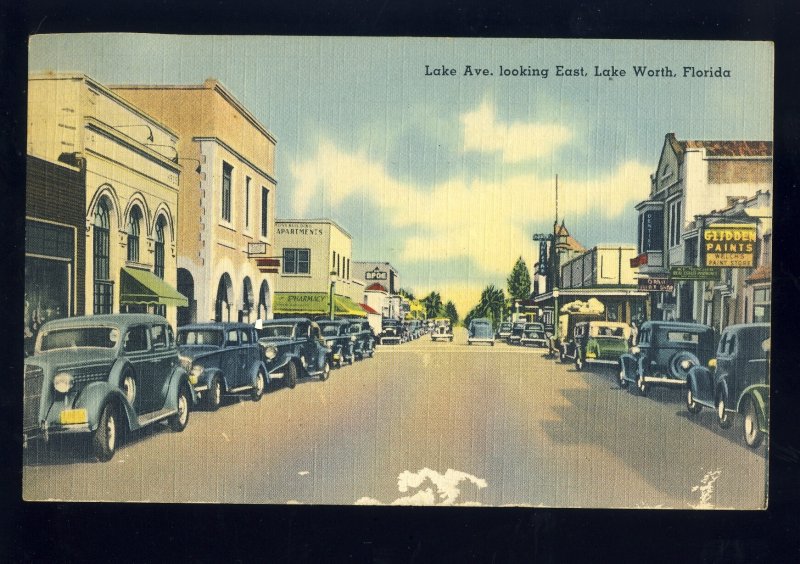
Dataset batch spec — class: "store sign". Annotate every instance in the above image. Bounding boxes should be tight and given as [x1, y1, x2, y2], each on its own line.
[703, 223, 756, 267]
[538, 241, 548, 275]
[638, 277, 675, 292]
[365, 270, 388, 280]
[640, 209, 664, 252]
[247, 242, 268, 256]
[669, 266, 720, 281]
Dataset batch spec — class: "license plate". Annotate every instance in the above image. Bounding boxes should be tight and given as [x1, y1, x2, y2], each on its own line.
[60, 408, 88, 425]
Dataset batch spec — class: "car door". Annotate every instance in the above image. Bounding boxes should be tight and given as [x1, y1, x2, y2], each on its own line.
[122, 324, 155, 413]
[222, 327, 242, 387]
[239, 327, 258, 384]
[309, 323, 326, 370]
[150, 323, 177, 407]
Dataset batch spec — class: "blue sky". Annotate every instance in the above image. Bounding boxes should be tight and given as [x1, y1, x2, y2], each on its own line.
[29, 36, 773, 314]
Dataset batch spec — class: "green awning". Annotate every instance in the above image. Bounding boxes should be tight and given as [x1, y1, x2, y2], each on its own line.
[120, 267, 188, 307]
[273, 292, 366, 317]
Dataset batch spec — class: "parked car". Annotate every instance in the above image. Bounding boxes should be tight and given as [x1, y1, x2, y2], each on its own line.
[619, 321, 715, 396]
[467, 318, 495, 345]
[508, 320, 527, 345]
[23, 314, 195, 461]
[552, 312, 604, 361]
[496, 322, 513, 341]
[348, 319, 376, 359]
[520, 322, 548, 348]
[431, 318, 454, 342]
[379, 318, 405, 344]
[177, 323, 268, 409]
[255, 318, 332, 387]
[685, 324, 770, 447]
[574, 321, 631, 371]
[317, 319, 356, 367]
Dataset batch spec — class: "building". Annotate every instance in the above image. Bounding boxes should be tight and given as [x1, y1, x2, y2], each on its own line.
[353, 261, 400, 295]
[272, 219, 367, 318]
[27, 73, 186, 327]
[24, 155, 87, 355]
[112, 79, 278, 325]
[633, 133, 772, 323]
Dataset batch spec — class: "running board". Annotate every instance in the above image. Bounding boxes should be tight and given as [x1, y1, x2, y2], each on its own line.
[228, 384, 253, 393]
[138, 408, 177, 427]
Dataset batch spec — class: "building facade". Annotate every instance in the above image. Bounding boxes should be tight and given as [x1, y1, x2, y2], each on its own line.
[353, 261, 400, 296]
[112, 79, 278, 325]
[633, 133, 772, 324]
[28, 73, 185, 327]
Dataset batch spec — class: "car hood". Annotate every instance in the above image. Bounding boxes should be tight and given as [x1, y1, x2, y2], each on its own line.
[178, 344, 221, 358]
[258, 337, 295, 347]
[27, 347, 119, 370]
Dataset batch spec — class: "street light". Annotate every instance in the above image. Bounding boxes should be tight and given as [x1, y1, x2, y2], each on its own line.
[329, 270, 337, 320]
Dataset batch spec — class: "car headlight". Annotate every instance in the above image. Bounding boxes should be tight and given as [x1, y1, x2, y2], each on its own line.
[326, 340, 334, 347]
[53, 372, 74, 394]
[351, 335, 357, 342]
[680, 359, 693, 370]
[264, 345, 278, 360]
[179, 355, 192, 371]
[630, 346, 640, 354]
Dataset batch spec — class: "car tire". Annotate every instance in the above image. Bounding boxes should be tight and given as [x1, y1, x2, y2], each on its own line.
[716, 394, 732, 429]
[575, 354, 584, 371]
[286, 361, 298, 389]
[205, 376, 222, 411]
[169, 384, 191, 432]
[618, 365, 628, 388]
[636, 374, 648, 396]
[91, 403, 118, 462]
[251, 369, 265, 402]
[743, 397, 764, 448]
[686, 387, 702, 414]
[320, 359, 331, 381]
[558, 349, 566, 363]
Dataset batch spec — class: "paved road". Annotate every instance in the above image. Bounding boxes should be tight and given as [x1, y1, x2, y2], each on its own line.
[23, 328, 767, 508]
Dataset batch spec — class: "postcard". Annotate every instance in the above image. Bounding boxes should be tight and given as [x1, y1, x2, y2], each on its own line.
[23, 35, 772, 508]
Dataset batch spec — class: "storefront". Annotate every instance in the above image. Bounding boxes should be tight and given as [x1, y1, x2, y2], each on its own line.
[272, 292, 366, 318]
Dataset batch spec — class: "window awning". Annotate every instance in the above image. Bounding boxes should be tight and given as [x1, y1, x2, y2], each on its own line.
[120, 267, 188, 307]
[273, 292, 367, 317]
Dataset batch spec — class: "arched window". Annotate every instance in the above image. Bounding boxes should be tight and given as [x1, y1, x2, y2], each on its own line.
[93, 198, 113, 314]
[154, 215, 166, 279]
[127, 206, 142, 263]
[241, 276, 254, 322]
[215, 273, 233, 322]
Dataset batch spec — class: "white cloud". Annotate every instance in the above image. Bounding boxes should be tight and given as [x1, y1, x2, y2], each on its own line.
[460, 100, 572, 163]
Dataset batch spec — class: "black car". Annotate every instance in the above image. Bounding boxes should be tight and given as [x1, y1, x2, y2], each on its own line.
[379, 318, 405, 344]
[318, 319, 356, 367]
[686, 323, 770, 446]
[348, 320, 376, 359]
[255, 318, 333, 387]
[508, 321, 527, 345]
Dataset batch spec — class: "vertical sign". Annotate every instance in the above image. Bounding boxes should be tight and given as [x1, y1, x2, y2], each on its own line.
[641, 209, 664, 252]
[538, 241, 548, 275]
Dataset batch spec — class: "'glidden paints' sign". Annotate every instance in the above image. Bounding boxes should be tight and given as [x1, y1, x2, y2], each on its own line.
[703, 223, 756, 267]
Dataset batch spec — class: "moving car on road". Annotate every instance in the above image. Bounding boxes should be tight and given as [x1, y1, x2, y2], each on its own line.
[23, 314, 194, 462]
[520, 322, 548, 348]
[431, 318, 454, 342]
[574, 321, 631, 371]
[317, 319, 356, 367]
[467, 318, 495, 345]
[496, 322, 513, 341]
[177, 323, 268, 409]
[379, 318, 404, 344]
[619, 321, 715, 396]
[255, 318, 332, 387]
[685, 323, 770, 447]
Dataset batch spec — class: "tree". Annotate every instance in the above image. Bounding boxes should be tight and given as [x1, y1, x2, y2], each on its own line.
[443, 301, 459, 326]
[397, 288, 416, 301]
[421, 291, 443, 319]
[507, 257, 532, 304]
[479, 285, 505, 327]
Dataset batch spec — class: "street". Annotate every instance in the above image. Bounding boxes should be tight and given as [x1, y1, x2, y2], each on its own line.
[23, 328, 767, 508]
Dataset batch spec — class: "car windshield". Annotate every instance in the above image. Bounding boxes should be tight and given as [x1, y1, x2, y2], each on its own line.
[258, 325, 294, 338]
[177, 329, 223, 347]
[525, 323, 544, 331]
[320, 325, 339, 336]
[38, 326, 120, 352]
[384, 320, 399, 327]
[500, 323, 512, 331]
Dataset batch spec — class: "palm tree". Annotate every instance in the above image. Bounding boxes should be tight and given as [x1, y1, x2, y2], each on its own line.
[478, 285, 505, 328]
[422, 291, 443, 319]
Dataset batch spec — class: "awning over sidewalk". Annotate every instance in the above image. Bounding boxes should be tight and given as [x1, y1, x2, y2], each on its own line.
[120, 267, 188, 307]
[273, 292, 367, 317]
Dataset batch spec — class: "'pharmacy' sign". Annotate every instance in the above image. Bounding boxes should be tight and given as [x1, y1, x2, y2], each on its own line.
[703, 223, 756, 268]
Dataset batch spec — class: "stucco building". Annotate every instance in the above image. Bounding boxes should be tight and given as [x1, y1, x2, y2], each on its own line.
[112, 79, 278, 325]
[27, 73, 186, 327]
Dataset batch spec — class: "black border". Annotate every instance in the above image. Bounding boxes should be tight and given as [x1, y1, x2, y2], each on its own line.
[2, 1, 798, 561]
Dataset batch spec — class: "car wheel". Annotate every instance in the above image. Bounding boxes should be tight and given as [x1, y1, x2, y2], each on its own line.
[205, 376, 222, 411]
[169, 384, 191, 432]
[743, 397, 764, 448]
[636, 374, 648, 396]
[716, 394, 732, 429]
[347, 349, 354, 365]
[91, 403, 118, 462]
[686, 387, 702, 414]
[367, 346, 374, 358]
[575, 354, 584, 371]
[251, 369, 265, 402]
[121, 372, 137, 406]
[286, 361, 298, 389]
[320, 359, 331, 381]
[618, 365, 628, 388]
[558, 349, 566, 363]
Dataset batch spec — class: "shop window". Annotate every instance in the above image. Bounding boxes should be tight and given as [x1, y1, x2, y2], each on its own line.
[753, 286, 771, 323]
[154, 215, 166, 279]
[668, 199, 682, 248]
[94, 198, 113, 314]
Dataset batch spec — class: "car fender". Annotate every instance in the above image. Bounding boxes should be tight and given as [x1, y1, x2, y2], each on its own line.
[619, 354, 639, 380]
[73, 382, 135, 432]
[737, 385, 769, 424]
[108, 358, 135, 389]
[714, 379, 730, 408]
[165, 365, 195, 407]
[197, 366, 223, 389]
[687, 366, 713, 403]
[248, 359, 270, 387]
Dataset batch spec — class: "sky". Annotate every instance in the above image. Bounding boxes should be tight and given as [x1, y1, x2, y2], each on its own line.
[28, 36, 773, 315]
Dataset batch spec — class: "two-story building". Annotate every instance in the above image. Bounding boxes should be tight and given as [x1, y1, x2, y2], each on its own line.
[633, 133, 772, 323]
[27, 73, 186, 327]
[112, 79, 278, 325]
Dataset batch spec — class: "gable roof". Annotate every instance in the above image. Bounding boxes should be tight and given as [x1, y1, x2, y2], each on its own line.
[666, 133, 772, 159]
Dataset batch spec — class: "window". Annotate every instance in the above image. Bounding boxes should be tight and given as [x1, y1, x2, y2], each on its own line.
[668, 199, 682, 247]
[283, 248, 310, 274]
[127, 206, 142, 263]
[221, 162, 233, 222]
[93, 198, 113, 314]
[151, 325, 168, 348]
[123, 326, 150, 353]
[753, 286, 771, 323]
[332, 251, 337, 273]
[154, 216, 166, 279]
[244, 177, 251, 228]
[226, 329, 239, 346]
[241, 329, 251, 344]
[261, 187, 269, 237]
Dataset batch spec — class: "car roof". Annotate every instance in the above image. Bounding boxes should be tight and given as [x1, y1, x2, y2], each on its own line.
[178, 322, 254, 331]
[719, 323, 770, 335]
[260, 317, 310, 324]
[41, 313, 169, 331]
[642, 321, 713, 332]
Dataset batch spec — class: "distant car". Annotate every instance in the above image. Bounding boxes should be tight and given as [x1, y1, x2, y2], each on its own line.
[685, 324, 770, 447]
[553, 312, 605, 361]
[348, 319, 376, 359]
[255, 318, 332, 387]
[467, 318, 495, 345]
[519, 322, 548, 348]
[318, 319, 356, 367]
[574, 321, 631, 371]
[177, 323, 268, 410]
[379, 318, 404, 344]
[619, 321, 715, 396]
[431, 318, 454, 342]
[496, 322, 513, 340]
[23, 314, 195, 461]
[508, 320, 527, 345]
